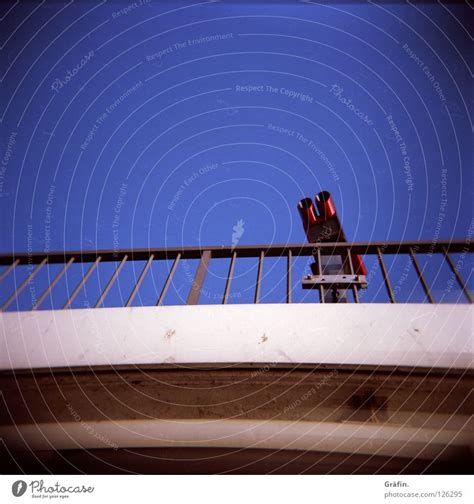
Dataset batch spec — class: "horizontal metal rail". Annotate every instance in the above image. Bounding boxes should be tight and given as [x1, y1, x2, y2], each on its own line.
[1, 240, 472, 265]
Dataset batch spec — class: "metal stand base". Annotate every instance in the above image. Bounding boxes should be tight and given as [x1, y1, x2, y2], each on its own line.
[302, 274, 368, 290]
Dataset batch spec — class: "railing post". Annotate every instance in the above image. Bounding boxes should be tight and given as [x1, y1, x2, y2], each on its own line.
[187, 250, 211, 305]
[315, 247, 325, 303]
[33, 257, 75, 310]
[95, 255, 128, 308]
[157, 253, 181, 306]
[442, 246, 473, 303]
[0, 259, 20, 283]
[126, 254, 154, 307]
[409, 247, 434, 304]
[345, 248, 359, 303]
[222, 251, 237, 304]
[1, 258, 48, 311]
[63, 257, 102, 309]
[254, 250, 264, 304]
[377, 247, 396, 303]
[287, 250, 292, 304]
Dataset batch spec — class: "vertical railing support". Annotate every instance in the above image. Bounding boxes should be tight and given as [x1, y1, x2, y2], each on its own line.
[376, 247, 396, 303]
[1, 258, 48, 311]
[126, 254, 154, 307]
[409, 247, 434, 304]
[33, 257, 75, 310]
[254, 250, 264, 304]
[442, 247, 473, 303]
[316, 247, 325, 303]
[345, 249, 359, 303]
[222, 251, 237, 304]
[157, 253, 181, 306]
[0, 259, 20, 283]
[287, 250, 292, 304]
[95, 255, 128, 308]
[63, 257, 102, 309]
[187, 250, 211, 305]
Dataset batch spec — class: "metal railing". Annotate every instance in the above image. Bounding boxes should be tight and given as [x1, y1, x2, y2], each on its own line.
[0, 240, 472, 311]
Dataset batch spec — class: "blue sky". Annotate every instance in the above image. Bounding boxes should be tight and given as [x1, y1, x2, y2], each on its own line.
[0, 0, 472, 307]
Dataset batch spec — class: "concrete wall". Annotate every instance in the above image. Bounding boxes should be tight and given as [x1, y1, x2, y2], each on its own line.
[1, 304, 472, 370]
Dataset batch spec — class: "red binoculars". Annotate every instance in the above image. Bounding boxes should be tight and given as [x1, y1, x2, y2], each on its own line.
[298, 191, 367, 276]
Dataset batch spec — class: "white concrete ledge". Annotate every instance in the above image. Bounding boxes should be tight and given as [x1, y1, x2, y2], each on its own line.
[0, 304, 472, 370]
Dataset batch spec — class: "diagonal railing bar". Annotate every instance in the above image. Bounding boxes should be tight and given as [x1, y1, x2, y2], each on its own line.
[63, 257, 102, 309]
[157, 253, 181, 306]
[409, 247, 434, 304]
[345, 249, 359, 304]
[222, 251, 237, 305]
[377, 247, 396, 303]
[254, 250, 264, 304]
[126, 255, 154, 307]
[33, 257, 75, 310]
[287, 250, 292, 304]
[1, 258, 48, 311]
[442, 247, 473, 304]
[0, 259, 20, 282]
[95, 255, 129, 308]
[187, 251, 212, 305]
